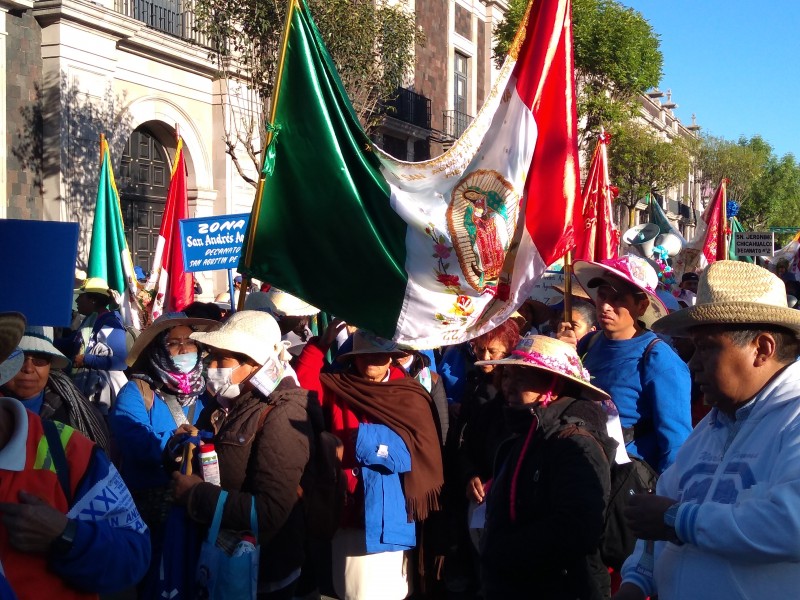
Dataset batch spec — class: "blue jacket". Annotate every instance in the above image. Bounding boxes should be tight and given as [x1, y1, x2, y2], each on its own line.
[579, 331, 691, 472]
[109, 380, 207, 490]
[81, 311, 128, 372]
[356, 424, 416, 553]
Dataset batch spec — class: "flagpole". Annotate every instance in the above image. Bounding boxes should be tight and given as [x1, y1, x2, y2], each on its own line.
[239, 0, 298, 310]
[563, 250, 573, 324]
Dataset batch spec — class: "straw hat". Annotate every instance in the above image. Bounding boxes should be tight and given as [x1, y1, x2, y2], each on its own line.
[76, 277, 113, 297]
[18, 326, 69, 369]
[652, 261, 800, 337]
[552, 274, 593, 302]
[573, 255, 667, 327]
[0, 312, 26, 385]
[0, 312, 25, 364]
[475, 333, 609, 402]
[190, 310, 284, 366]
[335, 330, 408, 363]
[127, 313, 220, 367]
[265, 288, 319, 317]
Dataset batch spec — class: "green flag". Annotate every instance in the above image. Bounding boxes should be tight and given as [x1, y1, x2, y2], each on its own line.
[87, 136, 141, 328]
[728, 217, 754, 263]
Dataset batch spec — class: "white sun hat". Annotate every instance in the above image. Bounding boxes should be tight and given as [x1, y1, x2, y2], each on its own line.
[190, 310, 287, 366]
[265, 288, 319, 318]
[18, 326, 69, 369]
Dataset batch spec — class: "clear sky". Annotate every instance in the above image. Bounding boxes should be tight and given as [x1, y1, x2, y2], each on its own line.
[620, 0, 799, 160]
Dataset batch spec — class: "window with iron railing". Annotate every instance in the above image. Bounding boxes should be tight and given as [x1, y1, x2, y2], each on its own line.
[382, 87, 431, 130]
[442, 109, 473, 139]
[115, 0, 212, 47]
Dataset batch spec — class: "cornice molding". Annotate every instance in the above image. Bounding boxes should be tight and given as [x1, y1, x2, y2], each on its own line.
[33, 0, 219, 76]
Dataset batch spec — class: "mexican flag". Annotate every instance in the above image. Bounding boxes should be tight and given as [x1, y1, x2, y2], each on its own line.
[145, 136, 193, 319]
[240, 0, 581, 348]
[86, 135, 141, 329]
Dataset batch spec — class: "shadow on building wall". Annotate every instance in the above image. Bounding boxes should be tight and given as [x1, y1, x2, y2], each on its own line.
[12, 71, 133, 267]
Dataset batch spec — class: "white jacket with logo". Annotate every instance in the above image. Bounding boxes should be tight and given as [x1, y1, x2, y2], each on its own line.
[621, 360, 800, 599]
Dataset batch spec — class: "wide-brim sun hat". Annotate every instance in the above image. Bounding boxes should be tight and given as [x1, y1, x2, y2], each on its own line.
[18, 326, 69, 369]
[0, 312, 26, 385]
[552, 274, 594, 302]
[573, 254, 668, 327]
[243, 291, 272, 312]
[335, 330, 409, 364]
[652, 261, 800, 337]
[190, 310, 283, 366]
[475, 333, 609, 402]
[75, 277, 114, 297]
[0, 312, 26, 364]
[0, 348, 24, 387]
[127, 313, 221, 367]
[265, 288, 320, 318]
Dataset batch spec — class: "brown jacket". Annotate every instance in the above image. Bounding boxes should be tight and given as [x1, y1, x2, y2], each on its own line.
[188, 379, 317, 586]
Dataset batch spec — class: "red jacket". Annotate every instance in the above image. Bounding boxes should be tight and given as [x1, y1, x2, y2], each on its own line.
[294, 341, 407, 526]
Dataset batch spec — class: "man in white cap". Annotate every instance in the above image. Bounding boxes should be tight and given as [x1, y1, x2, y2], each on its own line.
[616, 261, 800, 599]
[0, 312, 150, 599]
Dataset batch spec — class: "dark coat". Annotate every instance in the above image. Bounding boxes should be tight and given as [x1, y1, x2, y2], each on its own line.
[480, 396, 614, 600]
[188, 379, 318, 586]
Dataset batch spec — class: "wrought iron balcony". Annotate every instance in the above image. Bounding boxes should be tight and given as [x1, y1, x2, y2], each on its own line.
[382, 87, 432, 130]
[115, 0, 211, 47]
[443, 109, 473, 139]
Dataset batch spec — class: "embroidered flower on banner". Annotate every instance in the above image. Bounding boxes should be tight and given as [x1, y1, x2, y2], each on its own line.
[427, 223, 462, 293]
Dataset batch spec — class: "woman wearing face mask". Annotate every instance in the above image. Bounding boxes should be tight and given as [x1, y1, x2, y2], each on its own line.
[109, 313, 219, 525]
[172, 310, 319, 600]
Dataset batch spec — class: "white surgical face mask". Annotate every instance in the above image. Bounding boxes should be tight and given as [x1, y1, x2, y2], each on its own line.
[206, 367, 242, 403]
[172, 352, 198, 374]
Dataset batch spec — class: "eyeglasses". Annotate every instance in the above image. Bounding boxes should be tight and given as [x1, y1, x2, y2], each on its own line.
[471, 345, 507, 359]
[165, 339, 199, 353]
[24, 353, 52, 367]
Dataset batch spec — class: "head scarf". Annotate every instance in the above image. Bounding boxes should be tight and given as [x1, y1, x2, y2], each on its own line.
[146, 329, 206, 406]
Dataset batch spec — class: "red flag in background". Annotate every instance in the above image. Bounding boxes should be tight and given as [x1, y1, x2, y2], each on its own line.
[145, 136, 193, 319]
[574, 131, 620, 261]
[516, 0, 582, 265]
[700, 179, 728, 264]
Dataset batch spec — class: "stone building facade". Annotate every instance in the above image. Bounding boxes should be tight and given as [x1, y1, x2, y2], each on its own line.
[1, 0, 508, 297]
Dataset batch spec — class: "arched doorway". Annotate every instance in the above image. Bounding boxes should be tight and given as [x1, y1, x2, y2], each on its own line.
[119, 127, 171, 274]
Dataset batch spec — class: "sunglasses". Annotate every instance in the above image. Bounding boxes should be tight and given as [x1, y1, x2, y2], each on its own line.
[24, 352, 52, 367]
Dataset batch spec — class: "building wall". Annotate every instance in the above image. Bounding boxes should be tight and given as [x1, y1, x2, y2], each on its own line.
[4, 7, 42, 219]
[415, 0, 449, 142]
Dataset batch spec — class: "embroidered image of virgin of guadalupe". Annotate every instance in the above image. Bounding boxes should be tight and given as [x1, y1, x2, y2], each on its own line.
[463, 189, 508, 286]
[447, 170, 519, 292]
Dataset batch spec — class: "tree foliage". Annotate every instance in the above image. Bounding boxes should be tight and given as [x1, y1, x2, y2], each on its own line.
[696, 134, 800, 230]
[494, 0, 662, 149]
[194, 0, 421, 186]
[607, 121, 692, 226]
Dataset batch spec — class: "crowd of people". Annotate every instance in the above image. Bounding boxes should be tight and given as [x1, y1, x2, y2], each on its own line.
[3, 254, 800, 600]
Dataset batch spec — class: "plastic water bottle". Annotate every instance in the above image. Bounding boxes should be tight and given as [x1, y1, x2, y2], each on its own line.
[232, 534, 257, 557]
[199, 443, 221, 485]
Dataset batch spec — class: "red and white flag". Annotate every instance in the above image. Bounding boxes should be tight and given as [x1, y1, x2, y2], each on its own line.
[146, 136, 193, 319]
[674, 178, 728, 278]
[574, 131, 619, 261]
